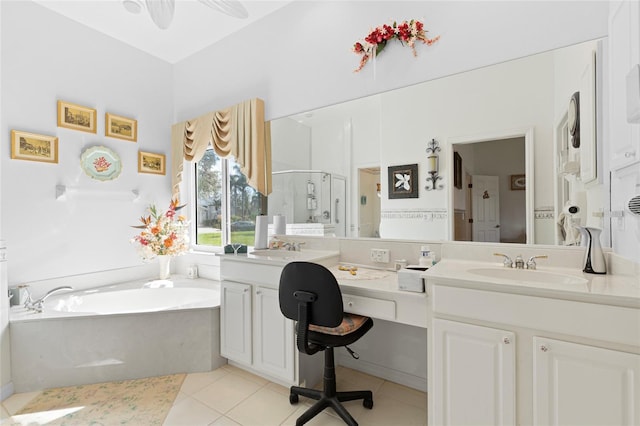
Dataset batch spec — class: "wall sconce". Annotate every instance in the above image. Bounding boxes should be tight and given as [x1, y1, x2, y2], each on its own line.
[425, 138, 443, 190]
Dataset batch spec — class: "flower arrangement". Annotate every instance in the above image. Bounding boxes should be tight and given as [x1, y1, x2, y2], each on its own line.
[131, 198, 189, 260]
[352, 19, 440, 72]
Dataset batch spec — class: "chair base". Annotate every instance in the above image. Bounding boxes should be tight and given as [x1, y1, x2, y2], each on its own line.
[289, 348, 373, 426]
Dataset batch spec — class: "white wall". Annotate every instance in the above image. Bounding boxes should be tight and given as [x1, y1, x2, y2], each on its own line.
[270, 118, 311, 172]
[1, 1, 173, 285]
[173, 1, 609, 123]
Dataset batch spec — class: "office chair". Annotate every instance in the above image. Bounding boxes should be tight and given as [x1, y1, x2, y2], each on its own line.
[279, 261, 374, 426]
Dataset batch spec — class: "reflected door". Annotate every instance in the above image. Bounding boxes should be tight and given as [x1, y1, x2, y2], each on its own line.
[472, 175, 500, 242]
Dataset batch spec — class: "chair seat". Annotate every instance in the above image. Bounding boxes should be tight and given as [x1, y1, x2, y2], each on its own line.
[309, 313, 369, 336]
[301, 315, 373, 348]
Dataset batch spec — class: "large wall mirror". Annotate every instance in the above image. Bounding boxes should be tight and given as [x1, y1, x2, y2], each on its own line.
[268, 38, 607, 246]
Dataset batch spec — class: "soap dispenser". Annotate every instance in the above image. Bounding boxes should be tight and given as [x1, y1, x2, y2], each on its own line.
[577, 226, 606, 274]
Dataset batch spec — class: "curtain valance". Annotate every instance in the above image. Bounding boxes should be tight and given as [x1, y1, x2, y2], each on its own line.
[171, 98, 271, 197]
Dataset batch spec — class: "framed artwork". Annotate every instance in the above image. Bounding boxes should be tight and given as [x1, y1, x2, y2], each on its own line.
[57, 100, 97, 133]
[10, 130, 58, 163]
[388, 164, 419, 199]
[105, 113, 137, 142]
[138, 151, 166, 175]
[453, 152, 462, 189]
[510, 174, 526, 190]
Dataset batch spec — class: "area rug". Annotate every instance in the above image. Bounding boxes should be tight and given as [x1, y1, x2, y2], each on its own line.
[14, 374, 185, 425]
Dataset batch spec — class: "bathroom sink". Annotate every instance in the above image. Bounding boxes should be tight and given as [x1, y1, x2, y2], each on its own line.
[467, 268, 588, 286]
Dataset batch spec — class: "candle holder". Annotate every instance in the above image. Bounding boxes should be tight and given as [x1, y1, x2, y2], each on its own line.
[425, 138, 443, 190]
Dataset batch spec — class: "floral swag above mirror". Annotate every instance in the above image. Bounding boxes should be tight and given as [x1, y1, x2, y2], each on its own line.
[352, 19, 440, 72]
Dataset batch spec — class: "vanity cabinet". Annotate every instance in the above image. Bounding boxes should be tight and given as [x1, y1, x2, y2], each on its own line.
[432, 319, 516, 425]
[428, 281, 640, 425]
[253, 285, 295, 382]
[533, 337, 640, 426]
[220, 280, 296, 383]
[220, 281, 252, 365]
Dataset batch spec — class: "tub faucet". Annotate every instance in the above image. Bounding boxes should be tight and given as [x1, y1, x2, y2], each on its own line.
[26, 286, 73, 313]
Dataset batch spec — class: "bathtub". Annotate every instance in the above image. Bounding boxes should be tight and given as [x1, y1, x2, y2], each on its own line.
[10, 277, 226, 393]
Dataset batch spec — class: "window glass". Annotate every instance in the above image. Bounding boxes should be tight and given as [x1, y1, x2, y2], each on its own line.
[194, 149, 265, 248]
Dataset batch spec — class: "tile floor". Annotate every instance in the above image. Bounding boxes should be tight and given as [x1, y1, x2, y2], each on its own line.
[1, 364, 427, 425]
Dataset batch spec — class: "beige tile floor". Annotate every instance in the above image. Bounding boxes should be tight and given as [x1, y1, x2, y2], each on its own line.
[1, 364, 427, 425]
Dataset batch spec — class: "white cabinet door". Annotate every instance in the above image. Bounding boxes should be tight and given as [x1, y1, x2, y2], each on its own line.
[433, 319, 516, 426]
[253, 286, 295, 382]
[220, 281, 252, 365]
[609, 0, 640, 170]
[533, 337, 640, 426]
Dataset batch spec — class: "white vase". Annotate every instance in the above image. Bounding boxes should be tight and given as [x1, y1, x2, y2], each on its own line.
[157, 255, 171, 279]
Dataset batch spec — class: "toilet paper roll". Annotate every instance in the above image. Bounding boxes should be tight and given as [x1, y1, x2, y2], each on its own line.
[254, 215, 268, 249]
[274, 215, 286, 235]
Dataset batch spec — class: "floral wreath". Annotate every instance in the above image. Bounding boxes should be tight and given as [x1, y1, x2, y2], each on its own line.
[353, 19, 440, 72]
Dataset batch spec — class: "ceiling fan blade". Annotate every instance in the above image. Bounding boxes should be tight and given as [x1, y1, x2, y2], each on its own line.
[198, 0, 249, 19]
[145, 0, 175, 29]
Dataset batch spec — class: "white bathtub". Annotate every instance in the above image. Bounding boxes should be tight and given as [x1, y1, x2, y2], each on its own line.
[10, 277, 226, 392]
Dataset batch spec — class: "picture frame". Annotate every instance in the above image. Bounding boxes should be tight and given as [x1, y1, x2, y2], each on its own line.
[510, 174, 526, 190]
[388, 164, 419, 199]
[57, 100, 97, 133]
[105, 113, 137, 142]
[138, 150, 166, 175]
[453, 152, 463, 189]
[10, 130, 58, 163]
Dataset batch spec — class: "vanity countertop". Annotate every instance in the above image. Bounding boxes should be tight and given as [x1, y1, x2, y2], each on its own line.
[217, 249, 340, 266]
[425, 259, 640, 309]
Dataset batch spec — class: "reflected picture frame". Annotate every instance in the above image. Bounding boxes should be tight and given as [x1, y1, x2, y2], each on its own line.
[57, 100, 97, 133]
[10, 130, 58, 164]
[388, 164, 419, 199]
[138, 150, 165, 175]
[510, 174, 526, 190]
[105, 113, 137, 142]
[454, 152, 463, 189]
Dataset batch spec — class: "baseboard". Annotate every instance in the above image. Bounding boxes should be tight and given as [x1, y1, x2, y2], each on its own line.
[337, 353, 427, 393]
[1, 381, 14, 401]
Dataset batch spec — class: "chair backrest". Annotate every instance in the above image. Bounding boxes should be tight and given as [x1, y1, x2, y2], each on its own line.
[279, 261, 344, 328]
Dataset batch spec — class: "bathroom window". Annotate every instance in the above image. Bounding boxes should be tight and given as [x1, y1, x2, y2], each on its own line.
[194, 148, 265, 248]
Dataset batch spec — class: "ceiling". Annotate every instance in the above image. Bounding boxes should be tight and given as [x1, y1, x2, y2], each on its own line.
[32, 0, 293, 64]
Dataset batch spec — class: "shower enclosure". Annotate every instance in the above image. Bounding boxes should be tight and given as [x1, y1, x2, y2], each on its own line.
[268, 170, 346, 237]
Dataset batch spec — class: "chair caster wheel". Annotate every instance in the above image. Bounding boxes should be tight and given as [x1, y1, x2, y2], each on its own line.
[363, 399, 374, 409]
[289, 394, 299, 404]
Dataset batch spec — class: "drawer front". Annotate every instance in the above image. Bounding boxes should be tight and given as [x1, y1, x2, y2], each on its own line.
[343, 294, 396, 321]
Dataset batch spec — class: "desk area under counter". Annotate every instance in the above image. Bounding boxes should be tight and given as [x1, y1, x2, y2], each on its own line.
[217, 250, 429, 392]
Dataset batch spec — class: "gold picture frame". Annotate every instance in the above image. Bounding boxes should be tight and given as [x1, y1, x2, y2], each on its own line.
[138, 151, 165, 175]
[105, 113, 137, 142]
[57, 100, 97, 133]
[10, 130, 58, 163]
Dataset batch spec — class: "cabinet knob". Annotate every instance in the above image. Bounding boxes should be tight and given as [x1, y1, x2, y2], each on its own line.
[256, 290, 261, 295]
[624, 151, 636, 158]
[503, 337, 511, 344]
[243, 288, 249, 293]
[540, 345, 549, 352]
[348, 301, 353, 307]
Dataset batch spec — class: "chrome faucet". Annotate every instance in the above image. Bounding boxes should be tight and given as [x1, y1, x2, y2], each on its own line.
[24, 286, 73, 313]
[514, 255, 525, 269]
[283, 241, 305, 251]
[576, 226, 606, 274]
[494, 253, 513, 268]
[526, 255, 548, 270]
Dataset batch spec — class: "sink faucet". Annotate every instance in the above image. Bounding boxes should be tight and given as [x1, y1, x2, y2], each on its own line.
[526, 255, 548, 270]
[24, 286, 73, 313]
[283, 241, 305, 251]
[494, 253, 513, 268]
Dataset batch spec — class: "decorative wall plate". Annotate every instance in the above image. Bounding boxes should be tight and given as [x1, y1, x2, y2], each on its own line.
[80, 146, 122, 181]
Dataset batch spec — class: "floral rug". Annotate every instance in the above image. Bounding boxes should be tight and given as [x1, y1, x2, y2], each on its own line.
[13, 374, 185, 425]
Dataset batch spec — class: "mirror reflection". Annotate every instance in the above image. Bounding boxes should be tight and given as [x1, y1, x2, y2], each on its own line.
[268, 39, 606, 245]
